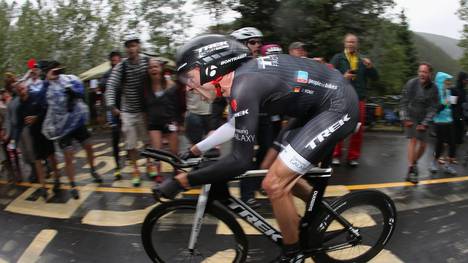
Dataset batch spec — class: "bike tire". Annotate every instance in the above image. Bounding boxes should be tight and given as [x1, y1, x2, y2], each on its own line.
[311, 190, 397, 263]
[141, 199, 248, 263]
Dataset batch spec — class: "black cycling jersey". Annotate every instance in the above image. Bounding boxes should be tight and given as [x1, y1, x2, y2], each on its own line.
[188, 54, 359, 186]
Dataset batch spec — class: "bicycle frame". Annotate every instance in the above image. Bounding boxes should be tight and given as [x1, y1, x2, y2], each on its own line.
[187, 167, 359, 252]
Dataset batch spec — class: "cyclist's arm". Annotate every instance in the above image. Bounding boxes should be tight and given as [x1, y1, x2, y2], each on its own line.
[196, 117, 235, 152]
[187, 77, 260, 186]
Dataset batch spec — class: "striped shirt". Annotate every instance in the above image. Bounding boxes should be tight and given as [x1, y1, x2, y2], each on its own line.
[105, 56, 148, 113]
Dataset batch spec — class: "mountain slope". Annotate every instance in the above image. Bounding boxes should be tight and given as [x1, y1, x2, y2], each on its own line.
[415, 32, 463, 60]
[412, 32, 461, 75]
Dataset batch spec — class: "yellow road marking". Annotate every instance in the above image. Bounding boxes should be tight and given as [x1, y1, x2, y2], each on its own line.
[82, 205, 156, 226]
[2, 175, 468, 195]
[17, 229, 57, 263]
[5, 185, 95, 219]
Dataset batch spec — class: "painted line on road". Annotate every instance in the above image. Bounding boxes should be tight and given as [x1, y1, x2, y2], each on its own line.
[17, 229, 57, 263]
[2, 175, 468, 195]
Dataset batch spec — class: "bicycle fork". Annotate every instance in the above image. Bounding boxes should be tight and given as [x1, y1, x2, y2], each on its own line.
[188, 184, 211, 252]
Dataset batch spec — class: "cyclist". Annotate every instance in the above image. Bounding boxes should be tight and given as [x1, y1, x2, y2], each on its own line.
[156, 34, 359, 262]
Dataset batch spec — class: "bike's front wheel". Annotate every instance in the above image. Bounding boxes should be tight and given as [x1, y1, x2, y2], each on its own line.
[311, 190, 397, 263]
[141, 199, 248, 263]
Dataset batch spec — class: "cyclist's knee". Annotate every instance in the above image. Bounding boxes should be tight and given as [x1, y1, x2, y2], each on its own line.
[262, 170, 289, 200]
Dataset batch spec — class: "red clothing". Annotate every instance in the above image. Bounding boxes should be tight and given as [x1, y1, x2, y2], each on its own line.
[333, 100, 365, 160]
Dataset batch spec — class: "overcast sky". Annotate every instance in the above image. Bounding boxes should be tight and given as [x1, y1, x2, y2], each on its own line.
[393, 0, 463, 39]
[189, 0, 465, 40]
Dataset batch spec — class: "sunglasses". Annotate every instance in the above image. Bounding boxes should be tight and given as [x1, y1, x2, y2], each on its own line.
[247, 39, 262, 45]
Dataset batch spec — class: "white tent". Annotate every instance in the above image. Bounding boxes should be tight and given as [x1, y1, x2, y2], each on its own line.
[79, 61, 110, 81]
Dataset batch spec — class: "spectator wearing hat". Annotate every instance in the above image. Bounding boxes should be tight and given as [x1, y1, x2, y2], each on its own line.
[105, 33, 151, 187]
[288, 42, 308, 58]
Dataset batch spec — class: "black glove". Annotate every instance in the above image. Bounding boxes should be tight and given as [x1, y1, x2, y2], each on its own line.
[178, 148, 197, 160]
[152, 178, 185, 200]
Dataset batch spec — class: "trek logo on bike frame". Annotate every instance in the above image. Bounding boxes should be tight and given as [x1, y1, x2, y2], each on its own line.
[305, 114, 351, 150]
[227, 199, 282, 242]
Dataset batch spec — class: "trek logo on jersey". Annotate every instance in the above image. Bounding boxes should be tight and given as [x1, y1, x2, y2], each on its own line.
[296, 71, 309, 84]
[196, 41, 229, 57]
[230, 99, 238, 111]
[234, 129, 256, 143]
[257, 55, 279, 69]
[233, 109, 249, 118]
[305, 114, 351, 150]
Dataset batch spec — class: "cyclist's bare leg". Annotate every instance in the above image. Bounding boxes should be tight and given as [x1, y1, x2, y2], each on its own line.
[262, 158, 302, 245]
[292, 178, 312, 202]
[260, 148, 312, 203]
[260, 148, 279, 169]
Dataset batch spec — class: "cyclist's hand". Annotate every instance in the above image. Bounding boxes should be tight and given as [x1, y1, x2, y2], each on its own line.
[152, 177, 186, 200]
[178, 148, 198, 160]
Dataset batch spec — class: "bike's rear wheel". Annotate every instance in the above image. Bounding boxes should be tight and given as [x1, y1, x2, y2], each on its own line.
[311, 190, 397, 263]
[142, 199, 248, 263]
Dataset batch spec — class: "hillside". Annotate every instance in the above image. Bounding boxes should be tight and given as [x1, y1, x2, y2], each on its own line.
[412, 33, 462, 75]
[415, 32, 463, 60]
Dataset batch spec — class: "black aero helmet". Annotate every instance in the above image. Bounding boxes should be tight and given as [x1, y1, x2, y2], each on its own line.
[176, 34, 252, 85]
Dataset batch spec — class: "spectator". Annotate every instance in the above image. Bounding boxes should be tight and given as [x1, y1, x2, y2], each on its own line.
[105, 33, 150, 187]
[430, 72, 457, 174]
[331, 33, 378, 167]
[2, 87, 26, 182]
[4, 72, 16, 93]
[100, 51, 123, 180]
[261, 44, 283, 56]
[288, 42, 308, 58]
[13, 79, 60, 199]
[145, 58, 180, 181]
[41, 61, 102, 199]
[400, 62, 439, 184]
[450, 72, 467, 145]
[230, 27, 263, 58]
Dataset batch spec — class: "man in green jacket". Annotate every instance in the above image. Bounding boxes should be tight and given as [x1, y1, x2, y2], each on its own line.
[331, 33, 378, 167]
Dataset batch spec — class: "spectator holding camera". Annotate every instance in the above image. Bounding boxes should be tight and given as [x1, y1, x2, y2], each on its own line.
[41, 61, 102, 199]
[330, 33, 378, 167]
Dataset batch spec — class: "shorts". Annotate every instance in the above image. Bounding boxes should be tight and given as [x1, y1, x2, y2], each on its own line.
[30, 128, 55, 160]
[148, 121, 178, 134]
[404, 124, 428, 142]
[278, 109, 359, 174]
[58, 125, 91, 149]
[121, 112, 148, 150]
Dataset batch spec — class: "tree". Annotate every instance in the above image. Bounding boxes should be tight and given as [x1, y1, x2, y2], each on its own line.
[138, 0, 191, 57]
[0, 0, 13, 77]
[396, 10, 419, 79]
[195, 0, 238, 33]
[458, 0, 468, 70]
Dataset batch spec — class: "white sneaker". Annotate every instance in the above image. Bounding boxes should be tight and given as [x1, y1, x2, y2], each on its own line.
[348, 160, 359, 167]
[332, 158, 340, 165]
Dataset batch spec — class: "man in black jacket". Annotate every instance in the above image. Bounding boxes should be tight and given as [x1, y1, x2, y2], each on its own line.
[400, 62, 439, 183]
